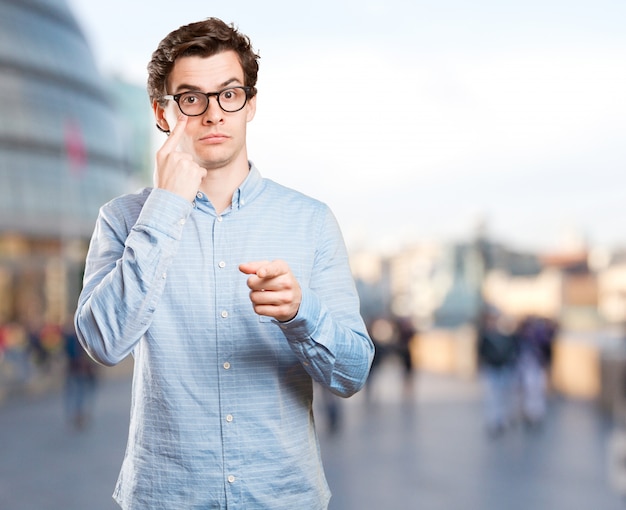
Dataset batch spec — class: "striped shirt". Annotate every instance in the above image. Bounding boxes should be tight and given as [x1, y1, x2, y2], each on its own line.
[75, 164, 374, 509]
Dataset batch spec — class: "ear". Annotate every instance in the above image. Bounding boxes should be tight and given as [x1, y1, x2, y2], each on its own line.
[246, 94, 257, 123]
[153, 100, 170, 133]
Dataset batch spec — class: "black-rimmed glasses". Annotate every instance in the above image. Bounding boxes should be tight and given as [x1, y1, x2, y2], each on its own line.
[162, 86, 253, 116]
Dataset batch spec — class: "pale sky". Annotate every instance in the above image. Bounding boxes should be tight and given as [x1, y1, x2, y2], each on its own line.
[67, 0, 626, 254]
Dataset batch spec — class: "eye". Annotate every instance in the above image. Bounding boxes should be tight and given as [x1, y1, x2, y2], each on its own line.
[180, 92, 202, 105]
[220, 88, 239, 101]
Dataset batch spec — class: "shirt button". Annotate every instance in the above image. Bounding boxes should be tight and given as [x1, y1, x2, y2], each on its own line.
[161, 273, 167, 279]
[192, 201, 197, 208]
[218, 261, 226, 268]
[196, 192, 203, 199]
[217, 216, 223, 222]
[221, 310, 229, 318]
[226, 414, 233, 422]
[227, 475, 236, 483]
[179, 218, 186, 226]
[223, 362, 231, 370]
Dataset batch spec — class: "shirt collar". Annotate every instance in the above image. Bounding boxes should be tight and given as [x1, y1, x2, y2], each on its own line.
[231, 161, 264, 211]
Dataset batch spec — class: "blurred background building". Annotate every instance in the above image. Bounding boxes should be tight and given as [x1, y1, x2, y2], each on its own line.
[352, 229, 626, 409]
[0, 0, 151, 391]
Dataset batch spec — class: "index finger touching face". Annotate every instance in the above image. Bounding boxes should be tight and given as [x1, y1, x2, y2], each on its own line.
[161, 114, 188, 153]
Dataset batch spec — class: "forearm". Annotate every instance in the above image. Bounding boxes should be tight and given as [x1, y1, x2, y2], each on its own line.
[281, 287, 374, 398]
[75, 190, 191, 366]
[275, 207, 374, 396]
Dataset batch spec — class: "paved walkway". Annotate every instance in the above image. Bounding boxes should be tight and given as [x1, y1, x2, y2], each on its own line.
[0, 359, 624, 509]
[319, 360, 625, 509]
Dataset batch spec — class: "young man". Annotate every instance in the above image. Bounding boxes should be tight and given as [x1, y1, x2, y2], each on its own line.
[75, 17, 374, 509]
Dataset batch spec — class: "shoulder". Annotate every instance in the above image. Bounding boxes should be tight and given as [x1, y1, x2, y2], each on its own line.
[260, 179, 338, 238]
[100, 188, 151, 216]
[97, 188, 152, 231]
[103, 187, 151, 209]
[261, 178, 330, 213]
[249, 163, 328, 210]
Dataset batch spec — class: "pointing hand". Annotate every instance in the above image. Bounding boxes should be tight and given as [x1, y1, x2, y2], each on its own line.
[239, 260, 302, 322]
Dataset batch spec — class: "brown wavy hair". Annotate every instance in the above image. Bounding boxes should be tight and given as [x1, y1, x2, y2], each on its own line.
[147, 18, 260, 105]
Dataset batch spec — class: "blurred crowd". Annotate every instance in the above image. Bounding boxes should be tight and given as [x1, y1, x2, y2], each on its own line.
[476, 306, 558, 437]
[0, 318, 98, 429]
[1, 304, 559, 437]
[0, 320, 65, 383]
[317, 306, 559, 440]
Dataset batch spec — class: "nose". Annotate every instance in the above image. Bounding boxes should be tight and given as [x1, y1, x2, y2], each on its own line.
[202, 95, 224, 124]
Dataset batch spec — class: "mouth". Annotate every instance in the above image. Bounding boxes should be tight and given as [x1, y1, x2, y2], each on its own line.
[199, 133, 229, 144]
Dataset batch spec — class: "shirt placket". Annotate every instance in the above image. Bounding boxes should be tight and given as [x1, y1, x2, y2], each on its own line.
[212, 211, 242, 505]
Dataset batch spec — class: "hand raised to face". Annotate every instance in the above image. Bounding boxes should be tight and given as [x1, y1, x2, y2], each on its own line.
[153, 114, 207, 202]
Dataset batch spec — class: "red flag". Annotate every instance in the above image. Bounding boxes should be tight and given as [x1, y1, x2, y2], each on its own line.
[64, 118, 87, 177]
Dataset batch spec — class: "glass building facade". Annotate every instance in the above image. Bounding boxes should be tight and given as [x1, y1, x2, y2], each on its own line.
[0, 0, 144, 346]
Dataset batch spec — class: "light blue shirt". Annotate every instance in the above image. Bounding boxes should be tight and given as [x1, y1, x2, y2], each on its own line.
[75, 164, 374, 510]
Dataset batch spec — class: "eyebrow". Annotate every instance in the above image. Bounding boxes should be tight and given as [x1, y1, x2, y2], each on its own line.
[174, 78, 243, 94]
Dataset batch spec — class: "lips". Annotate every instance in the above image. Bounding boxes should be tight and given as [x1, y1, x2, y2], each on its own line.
[199, 133, 229, 144]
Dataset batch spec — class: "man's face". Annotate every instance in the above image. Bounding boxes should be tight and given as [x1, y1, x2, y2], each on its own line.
[154, 50, 256, 171]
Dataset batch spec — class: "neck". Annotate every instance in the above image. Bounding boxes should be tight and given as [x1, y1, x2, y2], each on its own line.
[198, 161, 249, 214]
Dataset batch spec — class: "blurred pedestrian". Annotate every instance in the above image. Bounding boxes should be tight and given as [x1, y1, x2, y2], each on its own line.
[364, 315, 417, 401]
[1, 322, 32, 383]
[477, 306, 519, 437]
[395, 315, 417, 398]
[26, 320, 50, 370]
[63, 319, 98, 430]
[515, 315, 556, 428]
[317, 384, 343, 435]
[364, 316, 396, 401]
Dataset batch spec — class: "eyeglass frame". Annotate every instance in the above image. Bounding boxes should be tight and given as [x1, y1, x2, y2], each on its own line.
[161, 86, 255, 116]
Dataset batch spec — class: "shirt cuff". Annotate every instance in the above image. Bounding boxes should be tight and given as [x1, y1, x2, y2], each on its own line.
[275, 287, 321, 341]
[135, 188, 193, 240]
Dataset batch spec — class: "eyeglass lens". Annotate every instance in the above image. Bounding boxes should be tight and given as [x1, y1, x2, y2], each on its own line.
[177, 87, 248, 115]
